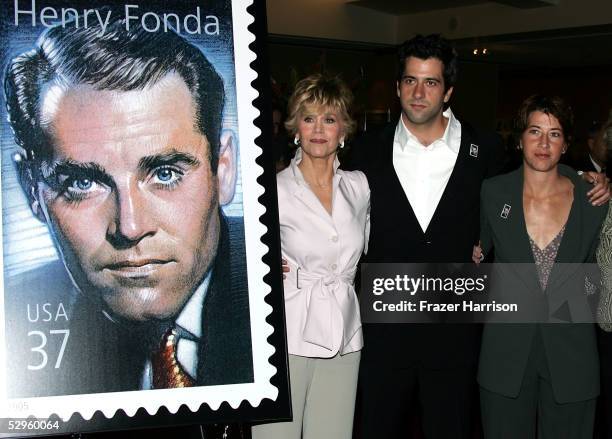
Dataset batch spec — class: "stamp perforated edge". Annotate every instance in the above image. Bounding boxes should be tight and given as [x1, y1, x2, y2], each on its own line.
[0, 0, 279, 422]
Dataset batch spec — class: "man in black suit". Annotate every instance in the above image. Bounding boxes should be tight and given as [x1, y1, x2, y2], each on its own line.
[349, 33, 505, 439]
[3, 14, 252, 397]
[566, 122, 609, 176]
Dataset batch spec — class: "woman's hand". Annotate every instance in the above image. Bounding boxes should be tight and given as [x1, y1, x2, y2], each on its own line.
[281, 258, 290, 279]
[582, 171, 611, 206]
[472, 243, 484, 265]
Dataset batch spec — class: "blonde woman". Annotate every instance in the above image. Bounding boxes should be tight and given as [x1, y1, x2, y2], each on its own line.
[252, 74, 369, 439]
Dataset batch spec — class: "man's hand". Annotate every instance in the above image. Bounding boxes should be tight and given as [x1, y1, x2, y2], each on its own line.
[472, 243, 484, 265]
[281, 258, 290, 279]
[582, 171, 611, 206]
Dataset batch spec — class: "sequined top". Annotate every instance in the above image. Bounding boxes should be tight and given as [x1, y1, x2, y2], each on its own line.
[597, 204, 612, 331]
[529, 225, 566, 291]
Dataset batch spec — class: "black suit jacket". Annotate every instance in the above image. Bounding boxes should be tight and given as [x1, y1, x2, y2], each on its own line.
[5, 215, 252, 397]
[478, 165, 607, 403]
[347, 119, 506, 367]
[565, 148, 600, 174]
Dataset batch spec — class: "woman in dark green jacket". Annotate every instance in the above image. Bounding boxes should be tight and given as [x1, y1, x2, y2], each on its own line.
[475, 95, 608, 439]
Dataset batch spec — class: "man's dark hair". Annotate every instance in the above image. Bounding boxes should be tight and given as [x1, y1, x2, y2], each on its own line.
[517, 94, 574, 144]
[4, 12, 225, 186]
[397, 34, 458, 92]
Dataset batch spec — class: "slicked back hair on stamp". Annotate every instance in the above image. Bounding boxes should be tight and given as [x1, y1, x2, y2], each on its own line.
[4, 9, 225, 186]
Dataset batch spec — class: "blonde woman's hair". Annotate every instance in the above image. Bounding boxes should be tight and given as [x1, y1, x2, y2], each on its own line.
[285, 74, 356, 138]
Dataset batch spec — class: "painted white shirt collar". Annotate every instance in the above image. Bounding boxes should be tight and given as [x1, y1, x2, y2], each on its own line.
[141, 271, 211, 388]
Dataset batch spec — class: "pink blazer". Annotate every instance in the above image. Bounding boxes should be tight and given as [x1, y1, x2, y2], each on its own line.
[277, 148, 369, 357]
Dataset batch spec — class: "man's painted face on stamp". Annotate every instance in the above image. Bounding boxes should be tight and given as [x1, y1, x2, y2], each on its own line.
[34, 73, 235, 322]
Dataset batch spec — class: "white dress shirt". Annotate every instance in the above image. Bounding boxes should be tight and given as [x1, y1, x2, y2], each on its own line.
[393, 108, 462, 232]
[589, 154, 603, 173]
[277, 148, 369, 357]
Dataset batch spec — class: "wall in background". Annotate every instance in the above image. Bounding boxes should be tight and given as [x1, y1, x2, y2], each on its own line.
[267, 41, 399, 131]
[452, 61, 499, 130]
[267, 41, 501, 132]
[497, 65, 612, 142]
[266, 0, 612, 45]
[396, 0, 612, 41]
[266, 0, 397, 44]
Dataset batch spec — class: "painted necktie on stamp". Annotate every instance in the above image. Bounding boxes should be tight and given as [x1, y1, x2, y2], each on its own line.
[151, 326, 196, 388]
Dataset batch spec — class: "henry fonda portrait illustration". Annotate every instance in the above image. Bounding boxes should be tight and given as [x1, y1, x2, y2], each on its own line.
[1, 3, 255, 400]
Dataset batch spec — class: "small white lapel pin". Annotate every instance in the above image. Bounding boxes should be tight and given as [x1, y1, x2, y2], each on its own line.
[500, 204, 511, 219]
[469, 143, 479, 158]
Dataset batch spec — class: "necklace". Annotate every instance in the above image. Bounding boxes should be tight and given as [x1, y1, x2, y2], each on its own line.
[298, 164, 333, 189]
[306, 179, 331, 189]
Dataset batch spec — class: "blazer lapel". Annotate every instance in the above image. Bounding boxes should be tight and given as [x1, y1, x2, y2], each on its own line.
[503, 167, 541, 290]
[198, 215, 252, 385]
[378, 122, 422, 233]
[293, 184, 331, 219]
[545, 172, 583, 294]
[288, 171, 332, 226]
[508, 167, 535, 263]
[426, 128, 472, 232]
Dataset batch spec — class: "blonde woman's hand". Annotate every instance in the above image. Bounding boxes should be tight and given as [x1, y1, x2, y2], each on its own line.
[281, 258, 290, 279]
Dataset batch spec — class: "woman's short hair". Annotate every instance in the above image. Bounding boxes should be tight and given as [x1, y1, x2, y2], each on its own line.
[284, 74, 356, 138]
[517, 95, 574, 143]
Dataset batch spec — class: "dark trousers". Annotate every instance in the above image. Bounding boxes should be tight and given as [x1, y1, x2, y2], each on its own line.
[480, 331, 596, 439]
[359, 357, 475, 439]
[597, 329, 612, 438]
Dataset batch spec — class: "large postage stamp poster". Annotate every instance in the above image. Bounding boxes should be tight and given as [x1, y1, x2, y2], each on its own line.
[0, 0, 289, 434]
